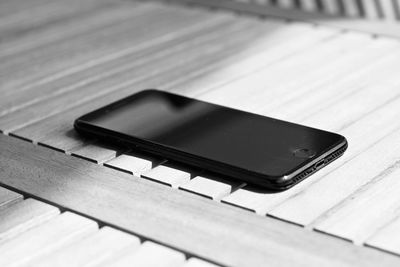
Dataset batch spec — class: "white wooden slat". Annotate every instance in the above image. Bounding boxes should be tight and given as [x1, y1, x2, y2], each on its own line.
[342, 0, 361, 17]
[25, 226, 141, 267]
[104, 154, 155, 176]
[0, 198, 60, 243]
[222, 39, 400, 215]
[0, 187, 22, 209]
[278, 0, 295, 9]
[199, 32, 371, 114]
[321, 0, 340, 15]
[70, 142, 122, 164]
[395, 0, 400, 20]
[0, 7, 235, 118]
[0, 212, 98, 266]
[179, 176, 245, 201]
[380, 0, 397, 21]
[178, 25, 338, 98]
[0, 2, 143, 60]
[104, 241, 186, 267]
[253, 0, 273, 5]
[258, 37, 398, 122]
[184, 258, 220, 267]
[0, 2, 168, 92]
[269, 127, 400, 226]
[360, 0, 380, 19]
[141, 165, 192, 188]
[300, 0, 319, 12]
[314, 165, 400, 244]
[366, 216, 400, 255]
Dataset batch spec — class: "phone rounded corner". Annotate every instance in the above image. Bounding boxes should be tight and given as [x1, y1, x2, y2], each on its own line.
[73, 117, 90, 136]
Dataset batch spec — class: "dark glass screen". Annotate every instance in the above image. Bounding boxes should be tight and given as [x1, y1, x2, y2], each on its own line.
[80, 90, 344, 177]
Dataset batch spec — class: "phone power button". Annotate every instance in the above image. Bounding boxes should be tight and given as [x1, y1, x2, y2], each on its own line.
[293, 148, 316, 159]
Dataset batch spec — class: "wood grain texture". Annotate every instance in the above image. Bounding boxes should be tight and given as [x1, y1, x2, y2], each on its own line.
[0, 2, 165, 93]
[25, 226, 140, 267]
[0, 7, 233, 117]
[179, 176, 245, 201]
[176, 25, 337, 98]
[142, 165, 192, 188]
[0, 135, 399, 267]
[0, 198, 59, 243]
[0, 211, 98, 266]
[314, 165, 400, 244]
[0, 1, 140, 59]
[104, 154, 156, 176]
[70, 142, 123, 164]
[0, 186, 22, 209]
[102, 241, 185, 267]
[366, 216, 400, 255]
[196, 32, 371, 113]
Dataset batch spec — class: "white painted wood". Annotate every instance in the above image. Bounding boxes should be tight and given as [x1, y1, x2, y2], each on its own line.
[253, 0, 273, 5]
[1, 134, 399, 266]
[380, 0, 397, 20]
[300, 0, 319, 12]
[321, 0, 340, 14]
[278, 0, 295, 9]
[366, 216, 400, 254]
[104, 241, 185, 267]
[269, 127, 400, 226]
[142, 165, 191, 188]
[314, 165, 400, 244]
[0, 198, 59, 243]
[222, 186, 287, 215]
[178, 26, 337, 98]
[360, 0, 380, 19]
[0, 187, 22, 209]
[342, 0, 361, 17]
[0, 212, 98, 266]
[104, 154, 154, 176]
[184, 258, 220, 267]
[261, 37, 398, 122]
[395, 0, 400, 19]
[70, 142, 120, 164]
[199, 32, 371, 116]
[25, 226, 140, 267]
[179, 176, 245, 200]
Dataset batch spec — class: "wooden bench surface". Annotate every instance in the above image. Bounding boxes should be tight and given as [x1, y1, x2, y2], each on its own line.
[1, 0, 400, 266]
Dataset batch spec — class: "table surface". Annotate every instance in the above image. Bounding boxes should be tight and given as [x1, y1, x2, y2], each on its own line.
[1, 0, 400, 266]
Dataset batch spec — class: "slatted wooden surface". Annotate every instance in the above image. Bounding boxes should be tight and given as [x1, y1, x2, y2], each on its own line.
[172, 0, 400, 39]
[2, 0, 400, 266]
[220, 0, 400, 20]
[0, 189, 210, 267]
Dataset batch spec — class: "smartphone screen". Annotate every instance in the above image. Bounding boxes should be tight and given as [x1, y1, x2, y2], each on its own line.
[75, 89, 346, 189]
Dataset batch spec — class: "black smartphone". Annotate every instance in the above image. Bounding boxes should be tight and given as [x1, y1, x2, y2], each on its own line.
[74, 89, 347, 191]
